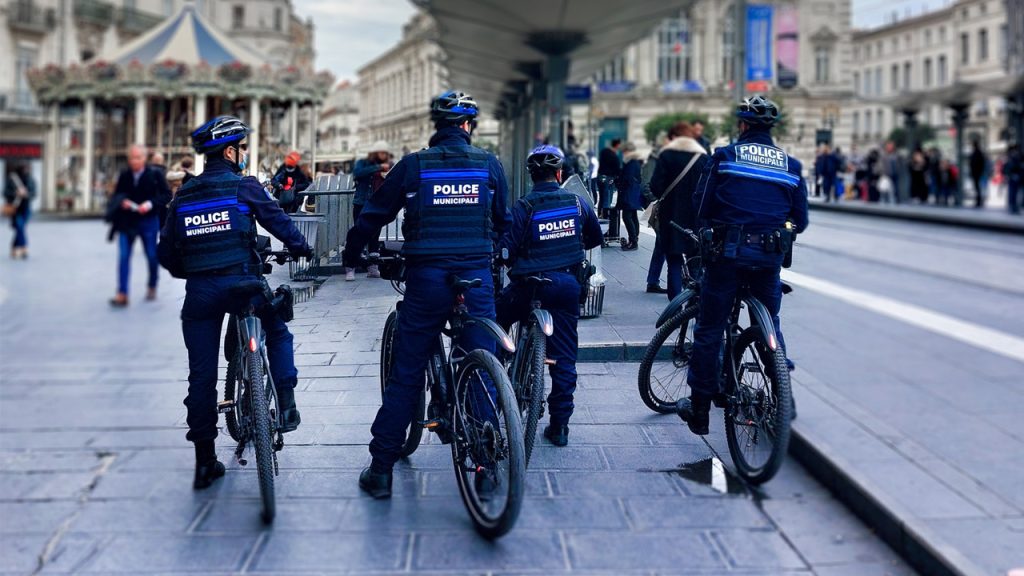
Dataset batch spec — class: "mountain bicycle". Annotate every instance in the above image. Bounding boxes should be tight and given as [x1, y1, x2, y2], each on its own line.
[219, 246, 296, 524]
[373, 250, 526, 539]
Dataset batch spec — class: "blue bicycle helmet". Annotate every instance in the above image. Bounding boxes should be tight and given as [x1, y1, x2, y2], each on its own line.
[430, 91, 479, 125]
[191, 115, 251, 154]
[736, 95, 780, 127]
[526, 145, 565, 173]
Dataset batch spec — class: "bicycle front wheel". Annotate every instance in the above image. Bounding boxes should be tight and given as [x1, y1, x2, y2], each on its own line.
[451, 350, 525, 540]
[637, 305, 698, 414]
[379, 310, 425, 457]
[514, 323, 545, 468]
[725, 327, 793, 485]
[248, 351, 276, 523]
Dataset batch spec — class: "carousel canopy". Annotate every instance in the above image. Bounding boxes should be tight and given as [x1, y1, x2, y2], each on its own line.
[101, 2, 263, 68]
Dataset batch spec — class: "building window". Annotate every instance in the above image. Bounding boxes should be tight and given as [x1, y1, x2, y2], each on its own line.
[905, 34, 911, 49]
[853, 111, 860, 136]
[815, 46, 831, 84]
[891, 38, 899, 52]
[865, 44, 871, 59]
[657, 11, 692, 83]
[865, 110, 872, 134]
[925, 29, 931, 46]
[274, 7, 282, 32]
[891, 64, 899, 92]
[1001, 24, 1009, 66]
[163, 0, 173, 16]
[15, 46, 38, 109]
[853, 71, 860, 95]
[595, 54, 626, 83]
[864, 70, 871, 94]
[232, 5, 244, 29]
[722, 6, 735, 82]
[939, 26, 946, 43]
[903, 62, 911, 89]
[924, 58, 932, 87]
[980, 1, 987, 13]
[854, 46, 860, 60]
[123, 0, 135, 9]
[979, 28, 988, 61]
[938, 55, 948, 85]
[961, 32, 969, 64]
[874, 67, 882, 95]
[877, 108, 884, 134]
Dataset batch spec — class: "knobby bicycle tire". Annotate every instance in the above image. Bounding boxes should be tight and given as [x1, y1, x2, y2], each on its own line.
[451, 350, 525, 540]
[248, 351, 277, 523]
[379, 310, 425, 457]
[223, 320, 242, 441]
[517, 324, 545, 468]
[637, 304, 699, 414]
[725, 326, 793, 485]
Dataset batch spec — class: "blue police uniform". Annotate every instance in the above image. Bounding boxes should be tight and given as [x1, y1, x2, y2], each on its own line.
[687, 128, 809, 401]
[343, 125, 511, 472]
[496, 181, 603, 428]
[158, 159, 309, 442]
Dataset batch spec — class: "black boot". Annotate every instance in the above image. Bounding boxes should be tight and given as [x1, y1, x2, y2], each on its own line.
[543, 423, 569, 447]
[359, 465, 392, 499]
[277, 386, 301, 433]
[193, 440, 225, 490]
[676, 397, 711, 436]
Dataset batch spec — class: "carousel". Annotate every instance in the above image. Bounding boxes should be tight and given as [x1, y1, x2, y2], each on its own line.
[28, 2, 333, 212]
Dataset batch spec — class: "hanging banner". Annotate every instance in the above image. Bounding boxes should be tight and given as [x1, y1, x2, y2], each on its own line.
[775, 4, 799, 89]
[746, 5, 774, 83]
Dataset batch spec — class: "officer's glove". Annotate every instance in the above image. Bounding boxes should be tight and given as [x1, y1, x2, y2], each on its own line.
[291, 244, 314, 261]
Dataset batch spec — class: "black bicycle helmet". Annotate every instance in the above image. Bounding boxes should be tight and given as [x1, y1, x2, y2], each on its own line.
[526, 145, 565, 174]
[191, 115, 251, 154]
[736, 95, 780, 127]
[430, 90, 479, 125]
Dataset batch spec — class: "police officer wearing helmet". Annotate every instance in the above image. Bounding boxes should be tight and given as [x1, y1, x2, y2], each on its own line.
[342, 91, 511, 499]
[497, 146, 603, 446]
[676, 95, 808, 435]
[158, 116, 313, 489]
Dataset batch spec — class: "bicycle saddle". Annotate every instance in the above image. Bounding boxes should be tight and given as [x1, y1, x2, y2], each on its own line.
[448, 275, 483, 293]
[523, 275, 553, 286]
[228, 278, 268, 300]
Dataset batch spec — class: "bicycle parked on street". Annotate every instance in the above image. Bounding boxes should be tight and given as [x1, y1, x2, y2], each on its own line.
[219, 243, 296, 524]
[638, 224, 793, 484]
[373, 248, 526, 539]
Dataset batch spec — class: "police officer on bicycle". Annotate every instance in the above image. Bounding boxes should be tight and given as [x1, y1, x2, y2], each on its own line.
[677, 96, 808, 435]
[496, 146, 603, 446]
[158, 116, 313, 489]
[342, 91, 511, 498]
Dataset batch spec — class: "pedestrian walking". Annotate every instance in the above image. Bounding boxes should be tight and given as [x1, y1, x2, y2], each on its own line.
[642, 134, 668, 294]
[650, 121, 708, 300]
[1006, 144, 1022, 215]
[969, 139, 989, 208]
[935, 158, 959, 206]
[3, 162, 35, 259]
[878, 141, 903, 204]
[107, 144, 171, 307]
[909, 149, 929, 203]
[692, 120, 711, 154]
[346, 141, 391, 280]
[597, 138, 623, 225]
[617, 142, 644, 251]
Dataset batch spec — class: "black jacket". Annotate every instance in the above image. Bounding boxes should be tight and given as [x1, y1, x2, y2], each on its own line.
[107, 166, 171, 234]
[650, 136, 709, 256]
[598, 147, 622, 179]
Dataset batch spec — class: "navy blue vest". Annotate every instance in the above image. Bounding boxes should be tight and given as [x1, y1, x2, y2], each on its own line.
[174, 170, 255, 273]
[402, 146, 494, 257]
[511, 191, 585, 276]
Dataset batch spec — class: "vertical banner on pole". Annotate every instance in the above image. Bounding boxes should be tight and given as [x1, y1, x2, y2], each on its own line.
[775, 4, 799, 89]
[746, 5, 774, 87]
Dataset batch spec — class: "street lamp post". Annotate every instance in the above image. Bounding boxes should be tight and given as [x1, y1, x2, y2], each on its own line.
[950, 103, 970, 206]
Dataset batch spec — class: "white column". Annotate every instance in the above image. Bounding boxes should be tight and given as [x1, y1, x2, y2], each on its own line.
[249, 97, 261, 178]
[289, 100, 299, 150]
[135, 95, 147, 146]
[82, 97, 95, 212]
[193, 95, 206, 175]
[44, 104, 59, 211]
[309, 104, 318, 176]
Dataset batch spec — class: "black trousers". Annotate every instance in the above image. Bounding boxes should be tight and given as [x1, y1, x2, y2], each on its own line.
[621, 209, 639, 243]
[351, 203, 380, 256]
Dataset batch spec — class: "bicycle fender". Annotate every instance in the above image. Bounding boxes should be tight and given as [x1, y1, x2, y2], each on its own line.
[467, 317, 516, 354]
[238, 316, 264, 353]
[743, 297, 780, 351]
[656, 288, 697, 328]
[530, 309, 554, 337]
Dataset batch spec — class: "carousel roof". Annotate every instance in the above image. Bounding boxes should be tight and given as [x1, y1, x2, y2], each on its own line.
[101, 2, 264, 68]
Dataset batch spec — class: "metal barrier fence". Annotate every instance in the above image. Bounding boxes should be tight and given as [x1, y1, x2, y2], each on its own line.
[285, 174, 355, 279]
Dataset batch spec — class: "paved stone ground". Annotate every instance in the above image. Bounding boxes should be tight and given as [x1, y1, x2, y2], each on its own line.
[0, 220, 913, 575]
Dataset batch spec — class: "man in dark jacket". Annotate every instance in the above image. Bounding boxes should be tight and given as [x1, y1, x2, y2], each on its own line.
[616, 142, 644, 250]
[157, 116, 312, 489]
[678, 95, 808, 436]
[3, 162, 35, 259]
[1006, 144, 1022, 215]
[343, 91, 511, 499]
[270, 150, 312, 214]
[347, 141, 391, 280]
[969, 139, 989, 208]
[597, 139, 622, 216]
[109, 144, 171, 306]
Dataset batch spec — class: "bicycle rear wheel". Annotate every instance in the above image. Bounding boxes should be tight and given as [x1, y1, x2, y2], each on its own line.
[380, 310, 425, 457]
[514, 324, 545, 467]
[637, 305, 698, 413]
[451, 350, 525, 539]
[248, 351, 276, 523]
[224, 320, 243, 442]
[724, 326, 793, 485]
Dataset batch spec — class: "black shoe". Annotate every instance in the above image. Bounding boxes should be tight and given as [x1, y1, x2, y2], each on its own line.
[193, 459, 225, 490]
[712, 393, 729, 409]
[621, 241, 638, 252]
[646, 284, 668, 294]
[276, 388, 301, 433]
[359, 466, 392, 499]
[675, 397, 710, 436]
[543, 424, 569, 447]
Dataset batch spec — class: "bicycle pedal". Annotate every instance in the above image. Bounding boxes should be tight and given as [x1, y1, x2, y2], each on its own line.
[217, 400, 235, 414]
[420, 418, 445, 430]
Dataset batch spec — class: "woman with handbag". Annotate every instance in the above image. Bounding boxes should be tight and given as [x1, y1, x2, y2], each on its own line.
[649, 122, 708, 299]
[617, 142, 645, 251]
[3, 162, 35, 259]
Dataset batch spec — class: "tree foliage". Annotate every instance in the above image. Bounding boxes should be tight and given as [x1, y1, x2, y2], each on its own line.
[643, 112, 717, 145]
[887, 124, 937, 150]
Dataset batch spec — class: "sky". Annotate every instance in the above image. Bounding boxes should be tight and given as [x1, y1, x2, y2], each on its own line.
[294, 0, 955, 81]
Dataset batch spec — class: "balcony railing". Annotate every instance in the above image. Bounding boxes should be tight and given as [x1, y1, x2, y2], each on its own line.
[7, 0, 55, 34]
[0, 90, 42, 116]
[73, 0, 114, 28]
[117, 6, 162, 35]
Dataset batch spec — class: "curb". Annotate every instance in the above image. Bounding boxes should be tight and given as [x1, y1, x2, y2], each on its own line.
[578, 342, 658, 363]
[809, 201, 1024, 234]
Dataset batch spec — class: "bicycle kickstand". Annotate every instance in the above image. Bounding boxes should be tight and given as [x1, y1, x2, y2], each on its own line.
[234, 441, 248, 467]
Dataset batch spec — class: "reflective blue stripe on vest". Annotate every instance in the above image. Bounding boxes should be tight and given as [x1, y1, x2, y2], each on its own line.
[174, 171, 255, 273]
[511, 192, 585, 276]
[719, 161, 800, 188]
